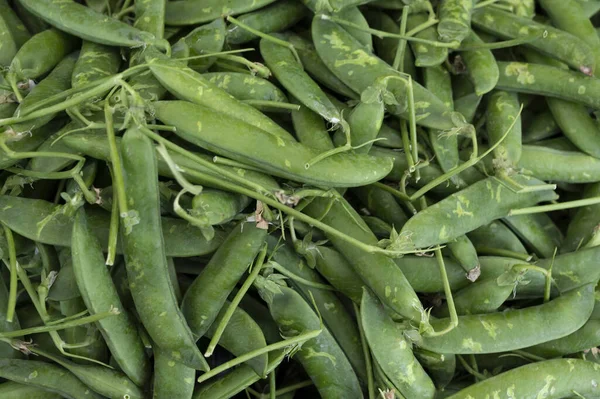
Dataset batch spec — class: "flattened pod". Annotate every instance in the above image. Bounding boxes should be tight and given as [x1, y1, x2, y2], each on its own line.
[185, 18, 226, 72]
[562, 182, 600, 252]
[437, 0, 475, 44]
[72, 41, 121, 88]
[408, 13, 449, 67]
[165, 0, 278, 26]
[459, 31, 499, 96]
[519, 145, 600, 183]
[486, 90, 522, 165]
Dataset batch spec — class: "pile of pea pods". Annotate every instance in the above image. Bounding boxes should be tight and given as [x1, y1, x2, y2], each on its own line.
[3, 0, 600, 398]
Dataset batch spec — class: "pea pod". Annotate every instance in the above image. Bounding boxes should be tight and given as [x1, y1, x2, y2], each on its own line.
[447, 235, 480, 281]
[18, 0, 165, 48]
[336, 6, 373, 50]
[395, 255, 470, 293]
[133, 0, 165, 39]
[191, 189, 250, 226]
[420, 283, 595, 354]
[71, 41, 121, 89]
[503, 213, 563, 258]
[291, 96, 335, 151]
[519, 145, 600, 183]
[522, 108, 559, 143]
[165, 0, 278, 26]
[446, 359, 600, 398]
[472, 7, 595, 73]
[527, 317, 600, 358]
[152, 100, 394, 188]
[408, 12, 449, 67]
[71, 208, 150, 387]
[0, 381, 62, 399]
[0, 12, 18, 66]
[562, 182, 600, 252]
[361, 287, 436, 399]
[0, 0, 30, 48]
[256, 280, 363, 399]
[352, 184, 408, 229]
[314, 246, 363, 303]
[185, 18, 226, 72]
[459, 30, 499, 96]
[467, 220, 528, 254]
[486, 90, 522, 166]
[414, 349, 456, 390]
[400, 175, 558, 248]
[153, 348, 195, 399]
[438, 0, 474, 44]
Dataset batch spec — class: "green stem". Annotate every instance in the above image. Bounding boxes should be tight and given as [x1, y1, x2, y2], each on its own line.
[354, 303, 376, 399]
[0, 310, 118, 338]
[509, 196, 600, 216]
[1, 225, 17, 323]
[392, 6, 409, 71]
[269, 371, 276, 399]
[457, 355, 487, 380]
[407, 77, 420, 182]
[426, 248, 458, 337]
[215, 54, 271, 78]
[211, 156, 268, 173]
[270, 262, 336, 291]
[242, 100, 301, 111]
[105, 166, 119, 266]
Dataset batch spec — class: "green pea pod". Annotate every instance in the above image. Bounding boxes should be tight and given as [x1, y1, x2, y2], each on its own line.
[18, 0, 165, 48]
[260, 34, 342, 124]
[0, 381, 62, 399]
[153, 348, 195, 399]
[12, 0, 48, 34]
[414, 348, 456, 390]
[0, 0, 31, 48]
[408, 13, 449, 67]
[268, 238, 367, 383]
[395, 255, 470, 293]
[0, 196, 224, 257]
[165, 0, 277, 25]
[522, 108, 559, 143]
[0, 359, 103, 399]
[303, 196, 426, 323]
[71, 209, 150, 387]
[352, 185, 408, 230]
[527, 317, 600, 358]
[446, 359, 600, 398]
[459, 30, 499, 96]
[0, 13, 18, 66]
[185, 18, 226, 72]
[400, 175, 558, 248]
[472, 7, 595, 73]
[562, 182, 600, 252]
[72, 41, 121, 89]
[121, 127, 209, 371]
[519, 145, 600, 183]
[347, 100, 385, 153]
[300, 0, 371, 13]
[191, 189, 250, 226]
[361, 287, 435, 399]
[438, 0, 474, 44]
[453, 88, 481, 125]
[227, 0, 307, 44]
[335, 6, 373, 50]
[181, 222, 267, 374]
[486, 90, 522, 166]
[207, 71, 287, 102]
[47, 259, 80, 302]
[238, 294, 282, 345]
[256, 281, 363, 399]
[375, 123, 403, 148]
[503, 213, 563, 258]
[421, 283, 595, 354]
[467, 220, 528, 255]
[447, 235, 480, 281]
[152, 100, 394, 188]
[314, 246, 363, 303]
[133, 0, 165, 39]
[291, 96, 335, 151]
[312, 16, 457, 130]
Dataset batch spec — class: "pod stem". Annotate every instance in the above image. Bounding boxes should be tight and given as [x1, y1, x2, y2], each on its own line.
[424, 248, 458, 337]
[392, 6, 410, 72]
[1, 224, 17, 323]
[509, 196, 600, 216]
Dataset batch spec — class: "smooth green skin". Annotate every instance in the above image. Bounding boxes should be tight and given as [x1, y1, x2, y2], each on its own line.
[424, 64, 460, 177]
[352, 185, 408, 230]
[19, 0, 161, 47]
[336, 6, 373, 50]
[361, 288, 436, 399]
[0, 103, 17, 119]
[268, 238, 367, 383]
[0, 0, 31, 48]
[453, 90, 481, 124]
[438, 0, 474, 43]
[522, 108, 559, 143]
[165, 0, 277, 25]
[459, 30, 499, 96]
[472, 8, 595, 72]
[291, 96, 335, 151]
[487, 90, 522, 165]
[71, 209, 150, 387]
[153, 347, 195, 399]
[421, 283, 595, 354]
[121, 127, 208, 371]
[314, 246, 363, 303]
[581, 0, 600, 18]
[467, 220, 528, 254]
[527, 318, 600, 358]
[13, 0, 48, 34]
[362, 10, 418, 79]
[8, 28, 78, 82]
[227, 0, 307, 44]
[562, 182, 600, 252]
[519, 145, 600, 183]
[446, 359, 600, 399]
[133, 0, 165, 39]
[71, 41, 121, 89]
[151, 65, 292, 139]
[153, 101, 394, 188]
[312, 17, 456, 130]
[181, 222, 267, 338]
[204, 300, 269, 376]
[261, 34, 342, 123]
[287, 33, 357, 99]
[447, 235, 479, 276]
[0, 359, 103, 399]
[503, 213, 563, 258]
[0, 12, 18, 66]
[395, 256, 470, 293]
[258, 284, 363, 399]
[62, 132, 279, 191]
[400, 175, 558, 248]
[303, 196, 425, 322]
[346, 100, 384, 153]
[362, 215, 392, 237]
[238, 294, 281, 345]
[0, 274, 23, 359]
[301, 0, 372, 12]
[192, 350, 286, 399]
[185, 18, 225, 72]
[0, 382, 62, 399]
[375, 123, 403, 148]
[191, 189, 250, 225]
[414, 349, 456, 390]
[496, 61, 600, 109]
[0, 196, 224, 257]
[47, 259, 79, 302]
[408, 13, 449, 67]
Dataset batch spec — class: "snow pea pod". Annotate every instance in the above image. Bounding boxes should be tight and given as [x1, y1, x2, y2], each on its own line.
[336, 6, 373, 50]
[562, 182, 600, 252]
[0, 382, 62, 399]
[153, 347, 195, 399]
[400, 175, 558, 248]
[185, 18, 226, 72]
[71, 41, 120, 89]
[408, 12, 448, 67]
[486, 90, 522, 166]
[522, 108, 559, 143]
[503, 213, 563, 258]
[458, 30, 499, 96]
[165, 0, 277, 25]
[467, 220, 528, 254]
[420, 283, 595, 354]
[395, 255, 470, 293]
[291, 96, 335, 151]
[527, 318, 600, 358]
[152, 100, 394, 188]
[204, 72, 288, 103]
[0, 12, 18, 66]
[191, 189, 250, 227]
[352, 185, 408, 229]
[313, 246, 363, 304]
[471, 7, 595, 73]
[0, 0, 30, 48]
[438, 0, 474, 44]
[133, 0, 165, 39]
[519, 145, 600, 183]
